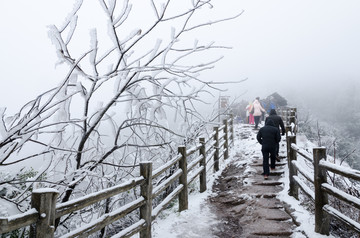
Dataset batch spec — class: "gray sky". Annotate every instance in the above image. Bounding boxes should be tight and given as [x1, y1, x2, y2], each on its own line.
[1, 0, 360, 114]
[202, 1, 360, 105]
[0, 1, 73, 114]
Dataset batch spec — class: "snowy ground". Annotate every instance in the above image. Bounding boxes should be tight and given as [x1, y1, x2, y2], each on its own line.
[146, 122, 334, 238]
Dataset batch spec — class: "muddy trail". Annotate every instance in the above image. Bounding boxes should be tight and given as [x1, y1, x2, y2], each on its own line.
[207, 124, 303, 238]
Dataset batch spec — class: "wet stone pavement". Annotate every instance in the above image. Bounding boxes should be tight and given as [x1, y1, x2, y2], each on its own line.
[207, 124, 303, 238]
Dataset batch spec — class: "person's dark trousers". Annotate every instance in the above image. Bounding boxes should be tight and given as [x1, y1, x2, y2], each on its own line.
[276, 143, 279, 157]
[262, 145, 277, 176]
[254, 116, 261, 129]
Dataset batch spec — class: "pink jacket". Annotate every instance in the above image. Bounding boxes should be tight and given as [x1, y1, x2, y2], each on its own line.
[252, 100, 265, 116]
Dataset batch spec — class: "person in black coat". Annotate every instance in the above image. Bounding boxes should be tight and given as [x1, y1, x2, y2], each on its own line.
[265, 109, 285, 160]
[257, 119, 281, 179]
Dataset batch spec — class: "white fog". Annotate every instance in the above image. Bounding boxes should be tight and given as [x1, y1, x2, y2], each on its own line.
[2, 1, 360, 115]
[1, 0, 360, 237]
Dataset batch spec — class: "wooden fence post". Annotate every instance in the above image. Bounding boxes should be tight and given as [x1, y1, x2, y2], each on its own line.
[291, 107, 297, 119]
[140, 162, 153, 238]
[286, 108, 291, 125]
[289, 114, 296, 135]
[213, 127, 219, 172]
[199, 138, 207, 193]
[230, 114, 234, 146]
[288, 135, 298, 199]
[313, 147, 329, 235]
[286, 131, 291, 168]
[281, 109, 286, 124]
[291, 109, 297, 134]
[281, 108, 289, 126]
[178, 146, 188, 211]
[283, 108, 288, 125]
[223, 119, 229, 160]
[285, 125, 291, 137]
[30, 189, 58, 238]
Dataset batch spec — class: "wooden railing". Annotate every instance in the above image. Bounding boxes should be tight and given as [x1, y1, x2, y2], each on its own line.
[0, 116, 234, 238]
[284, 108, 360, 235]
[278, 107, 297, 135]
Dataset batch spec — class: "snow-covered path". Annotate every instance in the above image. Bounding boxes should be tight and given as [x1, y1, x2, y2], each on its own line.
[149, 123, 333, 238]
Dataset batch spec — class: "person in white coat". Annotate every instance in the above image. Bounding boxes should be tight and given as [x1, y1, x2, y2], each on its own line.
[251, 97, 266, 129]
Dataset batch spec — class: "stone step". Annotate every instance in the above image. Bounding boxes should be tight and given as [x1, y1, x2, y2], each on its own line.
[254, 181, 283, 186]
[252, 162, 287, 167]
[245, 216, 294, 237]
[247, 193, 278, 198]
[256, 198, 285, 209]
[264, 209, 292, 221]
[267, 216, 292, 221]
[270, 171, 284, 176]
[250, 231, 293, 237]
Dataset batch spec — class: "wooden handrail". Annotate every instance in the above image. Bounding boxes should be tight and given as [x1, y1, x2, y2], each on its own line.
[152, 154, 182, 179]
[187, 154, 205, 172]
[291, 143, 313, 162]
[186, 143, 202, 157]
[291, 160, 313, 183]
[321, 183, 360, 210]
[61, 198, 146, 238]
[286, 108, 360, 236]
[0, 209, 38, 234]
[0, 114, 235, 237]
[293, 175, 315, 200]
[152, 185, 184, 220]
[56, 177, 145, 218]
[323, 205, 360, 233]
[319, 160, 360, 181]
[152, 170, 182, 199]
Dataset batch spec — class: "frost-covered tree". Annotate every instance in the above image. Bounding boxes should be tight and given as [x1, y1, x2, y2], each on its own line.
[0, 0, 242, 234]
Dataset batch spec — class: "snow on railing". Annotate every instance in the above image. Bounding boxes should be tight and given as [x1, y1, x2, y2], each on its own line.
[0, 115, 234, 237]
[286, 108, 360, 236]
[291, 143, 312, 162]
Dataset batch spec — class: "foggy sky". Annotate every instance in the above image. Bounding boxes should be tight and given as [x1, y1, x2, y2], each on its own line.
[1, 0, 360, 116]
[202, 1, 360, 106]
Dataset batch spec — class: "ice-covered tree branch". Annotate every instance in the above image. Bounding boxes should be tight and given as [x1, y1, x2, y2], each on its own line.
[1, 0, 244, 234]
